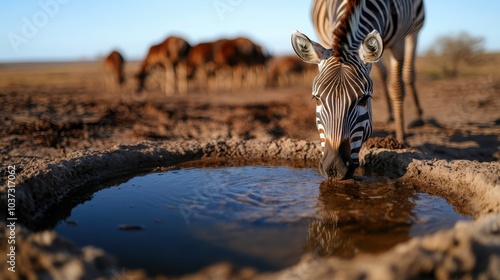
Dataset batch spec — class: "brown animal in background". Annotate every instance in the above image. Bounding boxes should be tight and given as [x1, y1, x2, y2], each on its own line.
[213, 37, 264, 69]
[266, 55, 316, 87]
[104, 50, 125, 90]
[212, 37, 269, 89]
[136, 36, 191, 94]
[253, 44, 269, 68]
[186, 41, 216, 89]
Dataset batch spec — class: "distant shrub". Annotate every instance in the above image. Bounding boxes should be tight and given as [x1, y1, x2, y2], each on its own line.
[424, 70, 441, 81]
[426, 32, 485, 78]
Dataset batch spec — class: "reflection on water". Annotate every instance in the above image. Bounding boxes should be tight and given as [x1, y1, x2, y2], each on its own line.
[307, 179, 470, 258]
[39, 161, 471, 276]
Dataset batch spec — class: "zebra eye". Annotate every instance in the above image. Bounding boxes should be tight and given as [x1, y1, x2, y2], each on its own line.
[311, 95, 321, 105]
[358, 95, 370, 106]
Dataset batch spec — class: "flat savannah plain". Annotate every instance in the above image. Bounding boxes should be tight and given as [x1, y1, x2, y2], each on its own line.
[0, 55, 499, 279]
[0, 56, 498, 163]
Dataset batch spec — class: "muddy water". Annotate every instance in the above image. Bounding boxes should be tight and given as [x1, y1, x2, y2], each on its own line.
[41, 161, 471, 276]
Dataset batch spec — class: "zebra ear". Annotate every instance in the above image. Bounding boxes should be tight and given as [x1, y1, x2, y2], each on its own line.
[291, 31, 332, 64]
[359, 30, 384, 63]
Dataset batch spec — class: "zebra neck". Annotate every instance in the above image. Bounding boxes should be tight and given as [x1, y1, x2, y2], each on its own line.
[332, 0, 384, 60]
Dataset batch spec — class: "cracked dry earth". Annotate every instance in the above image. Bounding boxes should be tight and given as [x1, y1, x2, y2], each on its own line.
[0, 62, 499, 279]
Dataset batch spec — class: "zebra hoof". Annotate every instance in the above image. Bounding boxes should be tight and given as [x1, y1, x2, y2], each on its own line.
[408, 119, 425, 128]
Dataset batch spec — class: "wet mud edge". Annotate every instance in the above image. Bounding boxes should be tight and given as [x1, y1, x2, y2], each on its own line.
[0, 138, 499, 279]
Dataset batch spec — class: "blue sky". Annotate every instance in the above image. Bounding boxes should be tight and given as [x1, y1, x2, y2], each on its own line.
[1, 0, 499, 62]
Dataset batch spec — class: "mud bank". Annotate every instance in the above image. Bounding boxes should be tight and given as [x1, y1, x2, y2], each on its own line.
[0, 138, 499, 279]
[0, 139, 320, 226]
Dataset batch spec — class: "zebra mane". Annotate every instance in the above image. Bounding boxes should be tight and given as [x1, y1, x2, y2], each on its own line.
[332, 0, 363, 58]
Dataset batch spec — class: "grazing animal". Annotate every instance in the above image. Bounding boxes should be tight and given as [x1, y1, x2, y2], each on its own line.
[213, 37, 257, 68]
[266, 55, 316, 87]
[212, 37, 268, 89]
[186, 41, 219, 90]
[136, 36, 191, 94]
[103, 50, 125, 90]
[291, 0, 425, 179]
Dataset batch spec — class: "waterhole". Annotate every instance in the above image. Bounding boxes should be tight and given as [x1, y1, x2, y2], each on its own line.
[40, 160, 471, 276]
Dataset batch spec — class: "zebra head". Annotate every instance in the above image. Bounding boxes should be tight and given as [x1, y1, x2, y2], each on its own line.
[291, 30, 383, 180]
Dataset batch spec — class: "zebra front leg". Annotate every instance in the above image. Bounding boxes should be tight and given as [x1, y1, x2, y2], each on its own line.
[389, 48, 406, 143]
[404, 33, 424, 127]
[374, 60, 394, 123]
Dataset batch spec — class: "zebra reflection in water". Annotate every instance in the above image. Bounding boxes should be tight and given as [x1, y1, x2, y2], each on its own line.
[307, 179, 417, 257]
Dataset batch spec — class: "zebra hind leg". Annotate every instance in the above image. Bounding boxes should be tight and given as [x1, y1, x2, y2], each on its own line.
[389, 46, 406, 143]
[374, 60, 394, 123]
[403, 33, 424, 128]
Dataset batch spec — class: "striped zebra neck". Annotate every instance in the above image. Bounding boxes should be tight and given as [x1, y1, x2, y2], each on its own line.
[332, 0, 369, 60]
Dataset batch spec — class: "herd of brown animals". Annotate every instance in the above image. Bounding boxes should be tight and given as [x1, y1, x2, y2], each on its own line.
[103, 35, 317, 95]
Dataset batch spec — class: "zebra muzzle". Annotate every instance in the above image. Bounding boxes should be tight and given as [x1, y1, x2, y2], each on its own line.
[319, 139, 355, 180]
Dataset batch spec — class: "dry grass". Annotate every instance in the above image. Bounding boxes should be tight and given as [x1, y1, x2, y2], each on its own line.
[416, 52, 500, 81]
[0, 60, 146, 91]
[370, 52, 500, 83]
[0, 59, 318, 94]
[1, 52, 497, 92]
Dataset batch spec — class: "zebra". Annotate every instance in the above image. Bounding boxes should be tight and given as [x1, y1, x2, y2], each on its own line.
[311, 0, 424, 124]
[291, 0, 425, 180]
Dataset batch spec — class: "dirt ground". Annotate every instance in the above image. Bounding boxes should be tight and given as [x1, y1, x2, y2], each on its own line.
[0, 61, 499, 163]
[0, 61, 499, 279]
